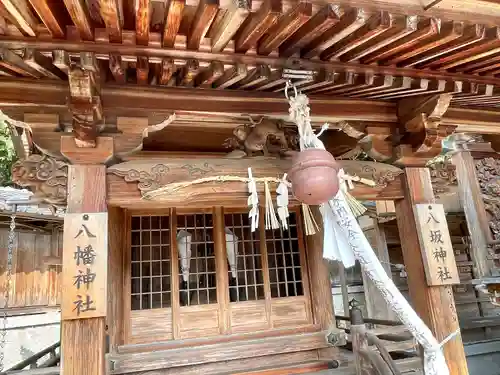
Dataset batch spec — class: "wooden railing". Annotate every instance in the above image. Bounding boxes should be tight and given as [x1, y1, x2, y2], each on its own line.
[338, 304, 421, 375]
[2, 342, 60, 374]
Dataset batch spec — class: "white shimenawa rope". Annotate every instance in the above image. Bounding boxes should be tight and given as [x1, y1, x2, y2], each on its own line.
[285, 80, 457, 375]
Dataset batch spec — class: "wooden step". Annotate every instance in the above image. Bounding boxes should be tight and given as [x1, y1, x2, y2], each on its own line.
[233, 361, 332, 375]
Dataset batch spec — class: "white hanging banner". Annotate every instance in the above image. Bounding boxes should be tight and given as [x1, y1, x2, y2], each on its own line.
[285, 83, 453, 375]
[225, 228, 238, 278]
[177, 230, 192, 282]
[327, 191, 452, 375]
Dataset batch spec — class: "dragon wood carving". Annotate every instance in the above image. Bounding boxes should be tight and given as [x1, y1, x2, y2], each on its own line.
[224, 118, 298, 157]
[11, 154, 68, 206]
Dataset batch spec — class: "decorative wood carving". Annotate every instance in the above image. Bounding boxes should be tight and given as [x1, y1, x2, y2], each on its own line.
[396, 93, 456, 166]
[475, 157, 500, 244]
[107, 157, 404, 207]
[11, 154, 68, 206]
[428, 160, 457, 197]
[68, 64, 103, 148]
[223, 118, 299, 157]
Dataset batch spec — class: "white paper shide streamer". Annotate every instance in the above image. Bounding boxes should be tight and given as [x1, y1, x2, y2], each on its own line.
[247, 168, 259, 232]
[276, 173, 290, 230]
[286, 82, 451, 375]
[225, 228, 238, 278]
[177, 230, 192, 282]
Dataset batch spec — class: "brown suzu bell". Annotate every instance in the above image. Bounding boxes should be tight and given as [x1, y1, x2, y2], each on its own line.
[288, 149, 340, 205]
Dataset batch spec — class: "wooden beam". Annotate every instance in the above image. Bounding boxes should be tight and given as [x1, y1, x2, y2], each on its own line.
[395, 168, 468, 375]
[22, 48, 66, 79]
[158, 58, 175, 85]
[426, 26, 500, 70]
[194, 60, 224, 87]
[2, 0, 37, 37]
[410, 24, 486, 68]
[234, 0, 281, 53]
[28, 0, 66, 38]
[136, 56, 149, 84]
[452, 151, 497, 277]
[163, 0, 185, 48]
[361, 17, 439, 64]
[107, 158, 404, 208]
[0, 48, 41, 78]
[109, 54, 126, 83]
[211, 0, 249, 52]
[135, 0, 150, 46]
[188, 0, 219, 50]
[234, 64, 271, 89]
[176, 59, 200, 87]
[257, 2, 312, 56]
[6, 34, 500, 86]
[341, 14, 416, 63]
[52, 50, 70, 73]
[213, 63, 247, 89]
[382, 20, 464, 66]
[0, 78, 397, 123]
[302, 7, 369, 59]
[279, 5, 340, 58]
[321, 11, 392, 61]
[99, 0, 123, 43]
[62, 0, 94, 40]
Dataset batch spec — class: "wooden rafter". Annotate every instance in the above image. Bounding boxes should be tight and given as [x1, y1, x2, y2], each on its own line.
[28, 0, 66, 38]
[2, 0, 37, 36]
[62, 0, 93, 40]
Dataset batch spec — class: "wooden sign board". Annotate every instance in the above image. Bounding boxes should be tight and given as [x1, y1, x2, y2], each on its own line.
[414, 204, 460, 286]
[62, 212, 108, 320]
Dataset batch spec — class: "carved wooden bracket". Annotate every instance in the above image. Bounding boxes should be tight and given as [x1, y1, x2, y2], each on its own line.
[11, 154, 68, 207]
[68, 63, 103, 148]
[396, 94, 456, 166]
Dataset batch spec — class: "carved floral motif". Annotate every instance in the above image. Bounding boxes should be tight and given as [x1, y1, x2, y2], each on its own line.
[111, 164, 170, 193]
[429, 161, 457, 196]
[11, 154, 68, 206]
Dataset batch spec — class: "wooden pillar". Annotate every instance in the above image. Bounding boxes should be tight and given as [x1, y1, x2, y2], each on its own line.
[61, 165, 107, 375]
[359, 216, 397, 321]
[306, 207, 335, 329]
[107, 206, 125, 351]
[395, 168, 468, 375]
[452, 151, 497, 277]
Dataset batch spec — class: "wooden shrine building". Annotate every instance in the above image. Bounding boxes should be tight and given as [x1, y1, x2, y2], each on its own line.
[2, 0, 500, 375]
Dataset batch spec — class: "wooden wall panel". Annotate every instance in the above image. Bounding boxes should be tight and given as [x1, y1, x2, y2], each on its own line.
[130, 309, 173, 344]
[0, 228, 62, 309]
[271, 296, 310, 328]
[230, 300, 269, 333]
[179, 305, 220, 339]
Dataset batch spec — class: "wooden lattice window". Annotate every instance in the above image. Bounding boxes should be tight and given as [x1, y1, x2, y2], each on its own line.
[224, 213, 265, 302]
[266, 212, 304, 298]
[130, 216, 172, 311]
[177, 214, 217, 306]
